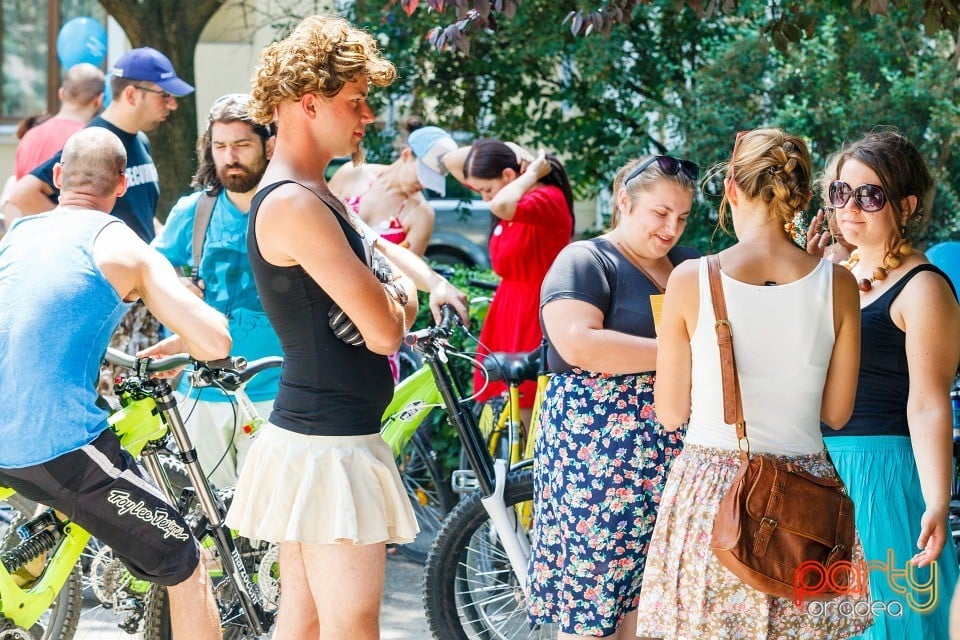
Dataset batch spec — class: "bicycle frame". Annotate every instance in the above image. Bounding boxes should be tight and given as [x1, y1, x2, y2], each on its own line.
[380, 365, 444, 458]
[0, 491, 89, 629]
[412, 324, 533, 591]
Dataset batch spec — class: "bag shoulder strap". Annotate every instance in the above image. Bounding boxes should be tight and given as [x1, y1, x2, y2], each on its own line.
[706, 255, 748, 458]
[191, 191, 217, 280]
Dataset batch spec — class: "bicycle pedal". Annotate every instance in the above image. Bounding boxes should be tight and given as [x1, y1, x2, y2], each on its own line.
[451, 470, 478, 494]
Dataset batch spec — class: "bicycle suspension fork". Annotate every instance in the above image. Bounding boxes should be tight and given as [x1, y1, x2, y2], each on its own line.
[144, 380, 272, 634]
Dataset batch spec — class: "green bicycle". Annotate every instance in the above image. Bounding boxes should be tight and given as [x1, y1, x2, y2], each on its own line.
[0, 349, 280, 640]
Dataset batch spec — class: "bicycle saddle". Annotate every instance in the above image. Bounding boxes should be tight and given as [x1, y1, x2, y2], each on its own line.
[482, 351, 540, 384]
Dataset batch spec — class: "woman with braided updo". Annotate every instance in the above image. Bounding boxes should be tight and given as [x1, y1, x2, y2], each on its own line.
[818, 131, 960, 639]
[635, 128, 868, 639]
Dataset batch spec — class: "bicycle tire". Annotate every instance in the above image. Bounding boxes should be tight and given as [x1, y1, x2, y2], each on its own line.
[396, 426, 455, 564]
[0, 497, 83, 640]
[141, 489, 273, 640]
[422, 469, 555, 640]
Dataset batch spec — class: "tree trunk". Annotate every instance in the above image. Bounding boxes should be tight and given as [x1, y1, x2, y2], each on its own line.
[97, 0, 226, 221]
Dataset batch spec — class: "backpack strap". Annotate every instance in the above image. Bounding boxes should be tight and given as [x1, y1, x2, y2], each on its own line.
[191, 191, 217, 281]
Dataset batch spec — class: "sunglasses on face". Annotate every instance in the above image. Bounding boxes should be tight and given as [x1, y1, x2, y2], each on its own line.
[625, 155, 700, 186]
[828, 180, 887, 213]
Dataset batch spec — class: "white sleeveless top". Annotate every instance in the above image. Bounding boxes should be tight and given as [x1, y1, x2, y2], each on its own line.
[683, 257, 835, 455]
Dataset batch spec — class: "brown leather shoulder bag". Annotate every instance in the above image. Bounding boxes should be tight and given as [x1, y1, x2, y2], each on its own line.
[705, 254, 856, 601]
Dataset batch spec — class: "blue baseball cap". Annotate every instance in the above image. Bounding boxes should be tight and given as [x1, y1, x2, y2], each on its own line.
[408, 126, 457, 196]
[110, 47, 194, 97]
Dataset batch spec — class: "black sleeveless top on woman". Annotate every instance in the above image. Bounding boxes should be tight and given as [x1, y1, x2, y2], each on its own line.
[822, 264, 956, 439]
[247, 180, 392, 436]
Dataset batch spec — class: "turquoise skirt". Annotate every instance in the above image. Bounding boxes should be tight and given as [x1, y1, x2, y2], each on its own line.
[826, 435, 958, 640]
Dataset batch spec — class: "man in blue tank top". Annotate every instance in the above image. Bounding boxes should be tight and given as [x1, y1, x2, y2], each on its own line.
[152, 93, 280, 488]
[0, 128, 231, 640]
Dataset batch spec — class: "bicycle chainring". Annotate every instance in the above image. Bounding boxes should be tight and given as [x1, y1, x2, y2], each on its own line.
[256, 544, 280, 612]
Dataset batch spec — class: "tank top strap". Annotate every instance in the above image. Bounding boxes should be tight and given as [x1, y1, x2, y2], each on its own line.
[251, 179, 360, 245]
[878, 263, 958, 316]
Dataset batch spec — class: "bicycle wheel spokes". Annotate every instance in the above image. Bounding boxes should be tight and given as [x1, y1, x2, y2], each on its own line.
[397, 428, 453, 564]
[454, 520, 553, 640]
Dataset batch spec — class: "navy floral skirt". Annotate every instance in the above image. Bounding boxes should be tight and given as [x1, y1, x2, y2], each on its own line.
[525, 371, 684, 636]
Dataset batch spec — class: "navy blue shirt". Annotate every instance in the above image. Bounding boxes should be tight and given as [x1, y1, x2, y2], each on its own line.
[31, 116, 159, 242]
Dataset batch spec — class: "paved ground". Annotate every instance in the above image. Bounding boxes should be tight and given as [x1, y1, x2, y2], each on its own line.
[73, 553, 430, 639]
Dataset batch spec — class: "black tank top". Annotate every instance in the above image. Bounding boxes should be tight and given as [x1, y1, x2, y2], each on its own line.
[247, 180, 392, 436]
[823, 264, 956, 438]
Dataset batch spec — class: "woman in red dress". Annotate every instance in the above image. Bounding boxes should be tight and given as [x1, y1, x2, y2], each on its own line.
[447, 139, 574, 409]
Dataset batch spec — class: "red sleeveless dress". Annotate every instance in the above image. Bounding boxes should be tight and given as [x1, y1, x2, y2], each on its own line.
[474, 185, 572, 407]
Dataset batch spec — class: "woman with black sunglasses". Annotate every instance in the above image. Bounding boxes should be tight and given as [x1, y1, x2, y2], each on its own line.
[525, 154, 698, 639]
[818, 130, 960, 640]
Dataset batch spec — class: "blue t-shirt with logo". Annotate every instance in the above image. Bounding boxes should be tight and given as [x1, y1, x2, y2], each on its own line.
[31, 116, 159, 242]
[152, 190, 281, 402]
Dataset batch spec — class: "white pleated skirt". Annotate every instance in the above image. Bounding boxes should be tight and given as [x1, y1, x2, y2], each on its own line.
[225, 424, 419, 545]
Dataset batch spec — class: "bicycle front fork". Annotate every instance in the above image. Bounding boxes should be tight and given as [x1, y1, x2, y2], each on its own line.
[142, 380, 273, 634]
[479, 459, 532, 591]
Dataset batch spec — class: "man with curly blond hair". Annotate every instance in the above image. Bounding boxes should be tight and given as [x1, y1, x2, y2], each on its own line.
[223, 15, 466, 639]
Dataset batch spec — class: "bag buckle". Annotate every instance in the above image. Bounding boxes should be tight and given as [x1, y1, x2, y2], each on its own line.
[737, 432, 750, 456]
[761, 516, 778, 530]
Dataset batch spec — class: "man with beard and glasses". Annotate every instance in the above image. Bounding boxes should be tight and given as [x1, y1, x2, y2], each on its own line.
[150, 93, 279, 488]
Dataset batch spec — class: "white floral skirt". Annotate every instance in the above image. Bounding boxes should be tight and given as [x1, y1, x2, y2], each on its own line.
[635, 444, 873, 640]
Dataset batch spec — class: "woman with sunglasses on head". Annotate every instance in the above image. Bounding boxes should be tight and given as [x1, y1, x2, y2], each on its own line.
[444, 139, 574, 416]
[523, 154, 698, 639]
[817, 130, 960, 639]
[636, 128, 867, 639]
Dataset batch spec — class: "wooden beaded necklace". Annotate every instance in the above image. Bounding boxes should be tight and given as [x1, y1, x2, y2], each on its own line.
[840, 240, 912, 292]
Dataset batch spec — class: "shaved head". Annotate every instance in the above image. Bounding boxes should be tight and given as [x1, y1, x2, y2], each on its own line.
[62, 63, 105, 105]
[58, 128, 126, 196]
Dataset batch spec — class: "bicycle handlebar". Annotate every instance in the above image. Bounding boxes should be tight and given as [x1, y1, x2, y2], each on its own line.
[104, 347, 283, 389]
[467, 278, 498, 292]
[104, 347, 194, 374]
[404, 305, 459, 348]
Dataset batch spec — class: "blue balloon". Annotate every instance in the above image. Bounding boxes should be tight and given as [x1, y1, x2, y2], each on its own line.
[57, 17, 107, 68]
[928, 242, 960, 292]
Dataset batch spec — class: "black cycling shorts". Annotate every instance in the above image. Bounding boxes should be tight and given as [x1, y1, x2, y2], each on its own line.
[0, 429, 199, 587]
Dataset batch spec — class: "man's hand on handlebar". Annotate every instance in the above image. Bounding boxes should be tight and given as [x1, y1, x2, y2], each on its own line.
[136, 334, 190, 379]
